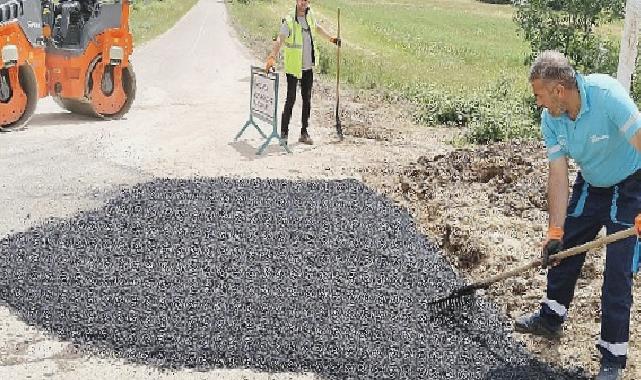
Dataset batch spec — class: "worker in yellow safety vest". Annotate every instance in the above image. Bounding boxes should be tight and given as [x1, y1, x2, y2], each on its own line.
[265, 0, 341, 146]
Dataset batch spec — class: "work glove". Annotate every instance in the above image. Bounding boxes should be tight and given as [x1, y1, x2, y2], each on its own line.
[542, 226, 564, 268]
[265, 54, 276, 72]
[330, 36, 342, 47]
[636, 213, 641, 236]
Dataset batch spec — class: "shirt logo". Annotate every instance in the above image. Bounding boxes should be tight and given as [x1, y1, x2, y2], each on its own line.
[590, 134, 609, 143]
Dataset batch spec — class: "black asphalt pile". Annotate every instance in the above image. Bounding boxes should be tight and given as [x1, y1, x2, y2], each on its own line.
[400, 140, 551, 217]
[0, 178, 586, 379]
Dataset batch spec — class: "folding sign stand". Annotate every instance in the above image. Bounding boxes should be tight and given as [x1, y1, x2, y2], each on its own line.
[235, 66, 290, 155]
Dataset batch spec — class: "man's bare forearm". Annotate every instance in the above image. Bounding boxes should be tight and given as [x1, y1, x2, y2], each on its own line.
[316, 24, 334, 42]
[548, 158, 569, 229]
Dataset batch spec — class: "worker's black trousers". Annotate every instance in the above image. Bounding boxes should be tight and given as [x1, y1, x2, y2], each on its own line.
[540, 170, 641, 368]
[281, 69, 313, 138]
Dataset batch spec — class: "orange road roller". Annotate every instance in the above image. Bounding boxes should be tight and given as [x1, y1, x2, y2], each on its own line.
[0, 0, 136, 130]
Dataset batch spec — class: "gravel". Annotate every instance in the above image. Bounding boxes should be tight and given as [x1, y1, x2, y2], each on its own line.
[0, 178, 587, 379]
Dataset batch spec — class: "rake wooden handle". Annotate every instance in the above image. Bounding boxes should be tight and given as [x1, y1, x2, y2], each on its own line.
[335, 8, 341, 107]
[473, 226, 637, 289]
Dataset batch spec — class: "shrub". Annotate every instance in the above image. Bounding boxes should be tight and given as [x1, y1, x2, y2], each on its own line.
[409, 78, 539, 144]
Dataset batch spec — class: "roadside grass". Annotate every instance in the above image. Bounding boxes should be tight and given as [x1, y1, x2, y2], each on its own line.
[130, 0, 199, 44]
[227, 0, 625, 144]
[228, 0, 529, 93]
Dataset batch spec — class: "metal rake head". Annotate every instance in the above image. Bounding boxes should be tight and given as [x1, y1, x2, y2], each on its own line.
[426, 283, 487, 313]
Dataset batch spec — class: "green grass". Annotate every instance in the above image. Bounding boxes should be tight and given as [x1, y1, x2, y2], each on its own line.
[130, 0, 199, 44]
[228, 0, 530, 95]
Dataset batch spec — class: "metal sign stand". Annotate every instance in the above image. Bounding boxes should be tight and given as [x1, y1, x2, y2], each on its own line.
[235, 66, 290, 155]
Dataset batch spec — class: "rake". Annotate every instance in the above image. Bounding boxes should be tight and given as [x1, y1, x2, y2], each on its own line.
[427, 226, 637, 312]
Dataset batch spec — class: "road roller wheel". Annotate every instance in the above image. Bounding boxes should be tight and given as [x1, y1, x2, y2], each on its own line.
[0, 65, 38, 131]
[54, 57, 136, 120]
[88, 55, 136, 119]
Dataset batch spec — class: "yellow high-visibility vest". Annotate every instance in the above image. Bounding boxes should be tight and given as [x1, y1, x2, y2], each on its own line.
[283, 9, 318, 79]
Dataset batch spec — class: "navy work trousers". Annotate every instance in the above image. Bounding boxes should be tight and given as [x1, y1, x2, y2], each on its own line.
[540, 171, 641, 367]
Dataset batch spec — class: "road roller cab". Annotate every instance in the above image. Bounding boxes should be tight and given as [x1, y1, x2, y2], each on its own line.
[0, 0, 136, 130]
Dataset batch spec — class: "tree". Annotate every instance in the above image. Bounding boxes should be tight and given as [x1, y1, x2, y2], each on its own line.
[514, 0, 625, 74]
[617, 0, 641, 91]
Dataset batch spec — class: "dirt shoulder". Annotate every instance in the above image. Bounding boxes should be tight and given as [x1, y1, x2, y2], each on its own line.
[229, 8, 639, 380]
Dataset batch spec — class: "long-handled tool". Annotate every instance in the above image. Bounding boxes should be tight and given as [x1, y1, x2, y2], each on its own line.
[335, 8, 344, 141]
[428, 226, 637, 312]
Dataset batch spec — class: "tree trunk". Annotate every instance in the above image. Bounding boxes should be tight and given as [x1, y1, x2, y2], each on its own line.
[617, 0, 641, 92]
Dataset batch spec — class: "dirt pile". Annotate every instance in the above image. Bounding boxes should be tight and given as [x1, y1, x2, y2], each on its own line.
[400, 140, 549, 219]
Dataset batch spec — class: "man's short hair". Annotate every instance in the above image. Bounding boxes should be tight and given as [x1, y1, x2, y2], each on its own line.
[529, 50, 577, 89]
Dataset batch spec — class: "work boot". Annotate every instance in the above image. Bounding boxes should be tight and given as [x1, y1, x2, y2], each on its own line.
[596, 362, 623, 380]
[514, 310, 561, 339]
[298, 132, 313, 145]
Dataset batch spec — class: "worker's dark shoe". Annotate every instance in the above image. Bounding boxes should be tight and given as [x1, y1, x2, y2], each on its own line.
[514, 311, 561, 339]
[298, 133, 313, 145]
[596, 362, 623, 380]
[280, 133, 288, 146]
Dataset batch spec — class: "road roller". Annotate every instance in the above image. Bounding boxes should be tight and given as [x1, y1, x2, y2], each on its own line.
[0, 0, 136, 130]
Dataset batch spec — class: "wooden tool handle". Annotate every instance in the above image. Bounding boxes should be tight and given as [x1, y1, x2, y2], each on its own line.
[336, 8, 341, 103]
[337, 8, 341, 41]
[475, 226, 637, 288]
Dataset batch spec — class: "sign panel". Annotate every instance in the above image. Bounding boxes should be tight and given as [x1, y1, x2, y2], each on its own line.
[235, 67, 288, 154]
[251, 70, 277, 124]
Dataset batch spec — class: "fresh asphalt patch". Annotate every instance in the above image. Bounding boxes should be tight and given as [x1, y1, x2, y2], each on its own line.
[0, 178, 587, 379]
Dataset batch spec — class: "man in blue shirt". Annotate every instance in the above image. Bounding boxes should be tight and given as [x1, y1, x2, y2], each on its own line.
[514, 50, 641, 380]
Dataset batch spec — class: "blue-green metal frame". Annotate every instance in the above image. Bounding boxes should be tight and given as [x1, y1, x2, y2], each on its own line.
[235, 66, 291, 155]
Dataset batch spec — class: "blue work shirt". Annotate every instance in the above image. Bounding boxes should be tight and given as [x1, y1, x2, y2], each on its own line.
[542, 73, 641, 187]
